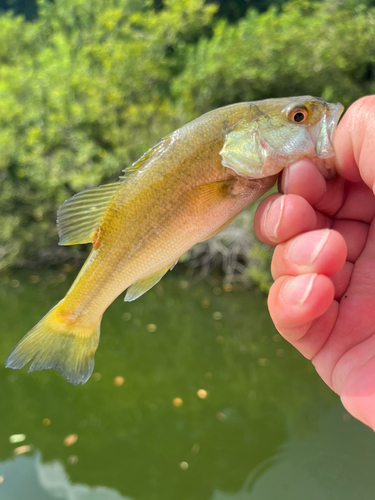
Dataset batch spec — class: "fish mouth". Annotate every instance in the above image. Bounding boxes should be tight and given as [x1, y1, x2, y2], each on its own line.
[313, 102, 344, 159]
[326, 102, 345, 143]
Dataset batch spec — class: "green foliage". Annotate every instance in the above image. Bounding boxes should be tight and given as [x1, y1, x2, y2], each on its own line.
[247, 243, 273, 292]
[1, 0, 375, 291]
[0, 0, 216, 270]
[174, 0, 375, 115]
[0, 0, 292, 23]
[173, 0, 375, 289]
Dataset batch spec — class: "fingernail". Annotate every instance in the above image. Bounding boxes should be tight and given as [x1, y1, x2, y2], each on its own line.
[263, 195, 285, 241]
[282, 274, 317, 306]
[286, 229, 330, 266]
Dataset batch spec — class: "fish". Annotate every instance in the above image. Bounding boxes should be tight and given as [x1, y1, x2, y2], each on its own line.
[5, 96, 344, 385]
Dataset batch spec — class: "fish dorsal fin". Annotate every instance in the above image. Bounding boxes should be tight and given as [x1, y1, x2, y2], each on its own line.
[57, 182, 122, 246]
[120, 136, 171, 181]
[57, 135, 171, 246]
[124, 261, 178, 302]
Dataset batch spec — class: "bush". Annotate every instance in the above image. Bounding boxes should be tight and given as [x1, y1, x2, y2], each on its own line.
[1, 0, 375, 290]
[174, 0, 375, 116]
[0, 0, 215, 270]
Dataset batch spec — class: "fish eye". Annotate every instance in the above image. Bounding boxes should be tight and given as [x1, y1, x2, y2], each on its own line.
[288, 107, 309, 124]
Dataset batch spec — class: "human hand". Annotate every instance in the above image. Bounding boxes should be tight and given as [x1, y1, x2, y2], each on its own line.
[254, 96, 375, 429]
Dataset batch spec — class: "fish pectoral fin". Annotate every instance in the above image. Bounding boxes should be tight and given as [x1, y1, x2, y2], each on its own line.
[57, 182, 122, 246]
[124, 263, 177, 302]
[186, 180, 235, 207]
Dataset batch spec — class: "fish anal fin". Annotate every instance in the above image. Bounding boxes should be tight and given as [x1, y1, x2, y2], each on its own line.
[57, 182, 121, 246]
[124, 263, 176, 302]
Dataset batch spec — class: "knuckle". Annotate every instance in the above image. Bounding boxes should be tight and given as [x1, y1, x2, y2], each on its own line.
[346, 95, 375, 121]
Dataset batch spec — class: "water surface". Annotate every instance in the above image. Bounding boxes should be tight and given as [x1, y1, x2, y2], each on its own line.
[0, 269, 374, 499]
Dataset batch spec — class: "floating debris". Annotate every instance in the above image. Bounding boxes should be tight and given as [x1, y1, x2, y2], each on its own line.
[0, 476, 3, 484]
[13, 445, 31, 455]
[63, 434, 78, 447]
[213, 287, 221, 296]
[216, 412, 227, 422]
[272, 333, 282, 343]
[223, 283, 233, 292]
[63, 263, 74, 273]
[29, 275, 41, 284]
[204, 372, 212, 380]
[179, 280, 189, 289]
[276, 349, 285, 357]
[92, 372, 102, 381]
[113, 376, 125, 387]
[68, 455, 79, 465]
[212, 312, 223, 321]
[10, 280, 20, 288]
[42, 418, 51, 427]
[56, 273, 67, 283]
[179, 461, 189, 470]
[257, 358, 269, 367]
[197, 389, 208, 399]
[201, 300, 210, 308]
[215, 336, 224, 344]
[172, 397, 183, 408]
[191, 443, 200, 455]
[123, 312, 132, 321]
[9, 434, 26, 444]
[146, 323, 157, 332]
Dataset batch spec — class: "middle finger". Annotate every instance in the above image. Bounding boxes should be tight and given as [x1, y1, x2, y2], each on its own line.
[271, 229, 347, 280]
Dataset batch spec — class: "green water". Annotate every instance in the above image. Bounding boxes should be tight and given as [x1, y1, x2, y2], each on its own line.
[1, 269, 375, 500]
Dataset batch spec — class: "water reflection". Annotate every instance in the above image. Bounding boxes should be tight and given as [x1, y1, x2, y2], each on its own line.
[0, 451, 129, 500]
[2, 401, 375, 500]
[213, 405, 375, 500]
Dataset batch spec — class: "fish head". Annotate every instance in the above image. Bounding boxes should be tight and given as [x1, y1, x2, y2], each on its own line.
[220, 96, 344, 179]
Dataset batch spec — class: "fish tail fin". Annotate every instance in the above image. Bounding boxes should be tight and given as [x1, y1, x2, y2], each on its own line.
[5, 301, 100, 385]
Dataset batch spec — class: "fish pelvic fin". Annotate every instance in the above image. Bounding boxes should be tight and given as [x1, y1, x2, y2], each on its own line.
[124, 262, 178, 302]
[5, 301, 100, 385]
